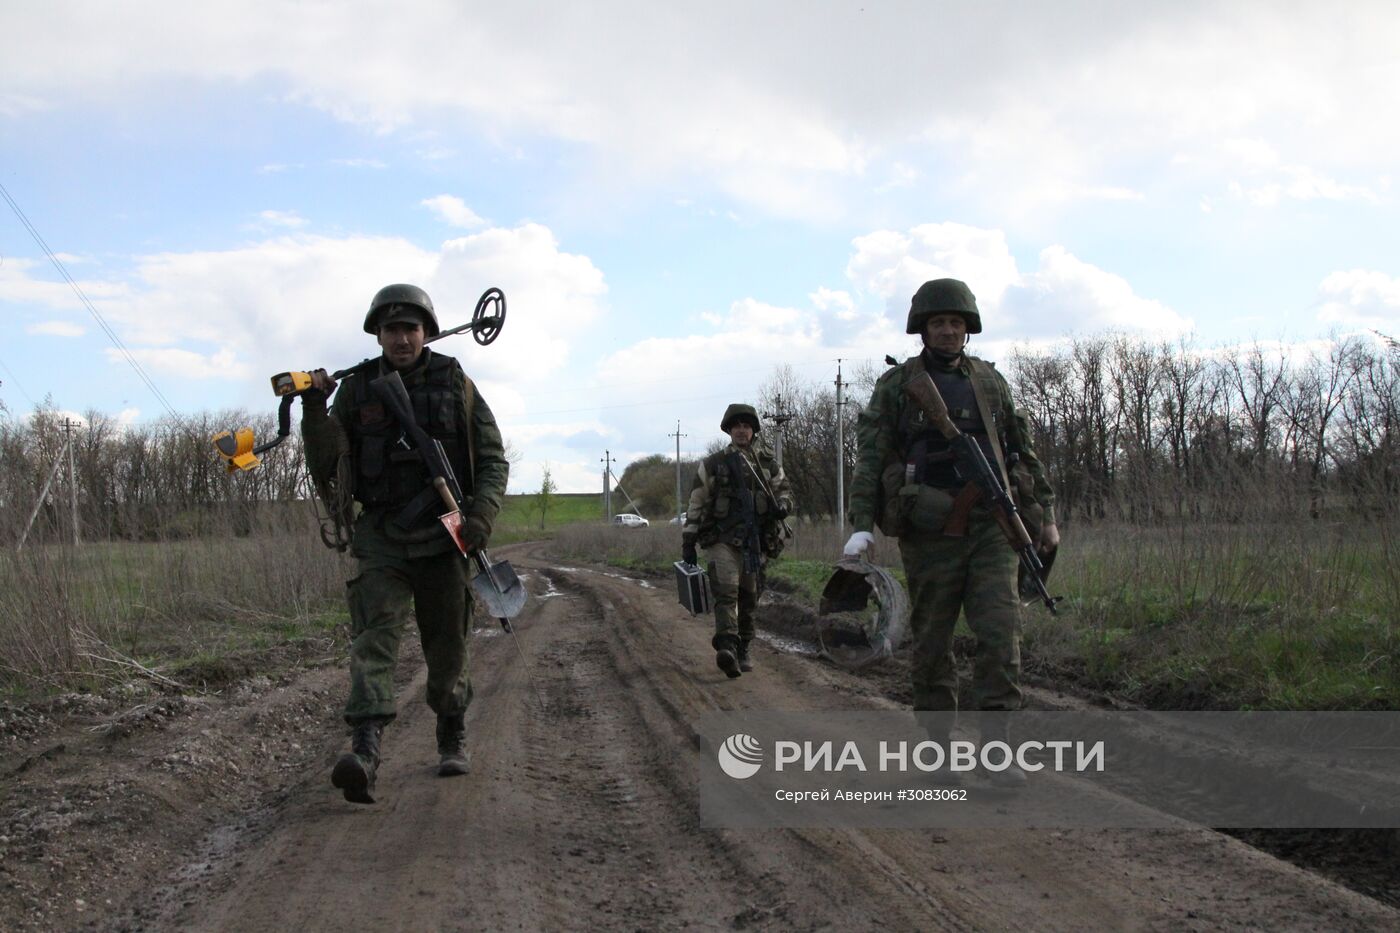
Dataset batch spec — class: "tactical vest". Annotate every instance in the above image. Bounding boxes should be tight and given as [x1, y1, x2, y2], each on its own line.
[697, 447, 777, 547]
[342, 350, 473, 515]
[895, 353, 1011, 491]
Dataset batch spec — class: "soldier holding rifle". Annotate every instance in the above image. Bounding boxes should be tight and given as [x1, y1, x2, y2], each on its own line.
[301, 284, 510, 804]
[846, 279, 1058, 787]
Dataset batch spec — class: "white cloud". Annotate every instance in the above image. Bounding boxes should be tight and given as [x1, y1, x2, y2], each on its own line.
[1018, 246, 1192, 337]
[257, 210, 308, 228]
[26, 320, 85, 337]
[1316, 269, 1400, 332]
[421, 195, 487, 229]
[105, 346, 252, 380]
[845, 222, 1192, 339]
[18, 4, 1397, 217]
[4, 222, 608, 407]
[1219, 139, 1378, 207]
[846, 223, 1021, 315]
[0, 257, 129, 309]
[810, 287, 857, 321]
[0, 92, 49, 116]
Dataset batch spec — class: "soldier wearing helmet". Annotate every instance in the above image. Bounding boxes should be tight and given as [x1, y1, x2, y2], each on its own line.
[682, 404, 795, 678]
[845, 278, 1058, 788]
[300, 283, 510, 804]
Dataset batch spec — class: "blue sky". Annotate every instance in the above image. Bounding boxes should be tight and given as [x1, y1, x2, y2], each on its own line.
[3, 2, 1399, 493]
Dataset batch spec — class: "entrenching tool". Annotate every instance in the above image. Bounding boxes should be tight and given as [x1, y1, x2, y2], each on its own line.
[429, 476, 527, 620]
[213, 287, 506, 471]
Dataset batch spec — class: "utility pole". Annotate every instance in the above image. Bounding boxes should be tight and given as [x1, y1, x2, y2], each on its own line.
[62, 418, 81, 546]
[18, 431, 72, 550]
[763, 395, 794, 466]
[601, 450, 613, 521]
[835, 360, 847, 536]
[669, 421, 688, 524]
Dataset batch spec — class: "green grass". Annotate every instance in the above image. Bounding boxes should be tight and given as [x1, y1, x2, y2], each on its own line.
[1022, 520, 1400, 710]
[493, 493, 604, 544]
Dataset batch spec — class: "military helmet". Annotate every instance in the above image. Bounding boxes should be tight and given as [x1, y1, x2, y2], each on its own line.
[363, 283, 441, 337]
[720, 403, 761, 434]
[905, 278, 982, 335]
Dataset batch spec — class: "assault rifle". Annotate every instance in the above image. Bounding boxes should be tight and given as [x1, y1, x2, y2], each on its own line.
[728, 450, 763, 576]
[904, 371, 1061, 614]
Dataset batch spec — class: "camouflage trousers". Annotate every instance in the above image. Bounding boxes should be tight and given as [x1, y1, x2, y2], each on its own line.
[705, 542, 760, 648]
[898, 508, 1022, 712]
[343, 538, 474, 724]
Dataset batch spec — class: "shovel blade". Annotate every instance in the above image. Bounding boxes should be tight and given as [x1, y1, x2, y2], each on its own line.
[471, 557, 527, 619]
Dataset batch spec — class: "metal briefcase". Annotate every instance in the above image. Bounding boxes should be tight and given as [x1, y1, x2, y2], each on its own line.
[673, 561, 712, 616]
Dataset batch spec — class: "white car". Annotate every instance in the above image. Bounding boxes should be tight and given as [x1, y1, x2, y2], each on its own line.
[613, 513, 649, 528]
[668, 512, 687, 526]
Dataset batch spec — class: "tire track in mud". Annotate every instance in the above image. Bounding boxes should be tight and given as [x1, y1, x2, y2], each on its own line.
[97, 544, 1400, 932]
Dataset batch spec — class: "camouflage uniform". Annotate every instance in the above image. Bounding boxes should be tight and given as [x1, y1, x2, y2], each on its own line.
[849, 350, 1055, 712]
[302, 347, 509, 725]
[684, 433, 794, 659]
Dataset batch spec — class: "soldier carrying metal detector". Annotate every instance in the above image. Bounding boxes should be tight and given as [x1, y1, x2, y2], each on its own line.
[215, 284, 523, 805]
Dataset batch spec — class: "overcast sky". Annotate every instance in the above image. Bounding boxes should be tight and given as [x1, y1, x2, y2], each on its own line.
[3, 1, 1398, 493]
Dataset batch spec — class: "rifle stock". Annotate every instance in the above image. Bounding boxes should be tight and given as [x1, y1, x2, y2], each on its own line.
[904, 371, 960, 440]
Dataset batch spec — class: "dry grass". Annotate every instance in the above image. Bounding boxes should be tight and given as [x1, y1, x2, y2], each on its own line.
[0, 509, 350, 697]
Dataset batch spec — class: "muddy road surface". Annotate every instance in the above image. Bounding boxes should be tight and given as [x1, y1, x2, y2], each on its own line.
[2, 541, 1397, 931]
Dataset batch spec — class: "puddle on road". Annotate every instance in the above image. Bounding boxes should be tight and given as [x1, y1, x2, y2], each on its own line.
[756, 632, 820, 657]
[534, 576, 568, 600]
[550, 565, 657, 590]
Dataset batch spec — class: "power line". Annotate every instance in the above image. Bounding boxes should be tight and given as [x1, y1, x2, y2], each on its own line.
[0, 353, 37, 409]
[0, 181, 180, 419]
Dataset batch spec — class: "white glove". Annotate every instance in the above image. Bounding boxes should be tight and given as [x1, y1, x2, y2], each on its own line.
[843, 531, 875, 557]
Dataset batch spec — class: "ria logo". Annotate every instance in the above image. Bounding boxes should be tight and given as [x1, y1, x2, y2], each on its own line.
[717, 733, 764, 779]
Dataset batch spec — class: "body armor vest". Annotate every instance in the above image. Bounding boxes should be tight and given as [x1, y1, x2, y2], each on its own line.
[697, 447, 776, 546]
[896, 354, 1005, 489]
[343, 350, 472, 514]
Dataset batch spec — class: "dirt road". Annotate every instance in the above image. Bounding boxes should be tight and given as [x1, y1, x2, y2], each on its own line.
[2, 542, 1397, 931]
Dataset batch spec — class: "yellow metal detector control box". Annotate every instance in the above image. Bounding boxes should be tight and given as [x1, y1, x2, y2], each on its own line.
[271, 371, 314, 397]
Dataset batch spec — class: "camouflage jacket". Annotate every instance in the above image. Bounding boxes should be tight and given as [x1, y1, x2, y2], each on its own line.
[301, 348, 509, 554]
[849, 351, 1056, 535]
[684, 440, 794, 549]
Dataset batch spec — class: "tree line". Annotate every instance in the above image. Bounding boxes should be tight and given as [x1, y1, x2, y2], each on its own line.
[4, 331, 1397, 544]
[620, 333, 1400, 526]
[0, 405, 308, 544]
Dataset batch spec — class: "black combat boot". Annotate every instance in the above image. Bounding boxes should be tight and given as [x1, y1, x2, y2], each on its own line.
[436, 711, 470, 777]
[737, 640, 754, 673]
[331, 717, 386, 804]
[980, 716, 1027, 790]
[714, 635, 742, 679]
